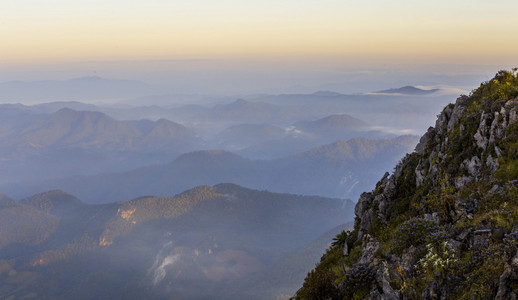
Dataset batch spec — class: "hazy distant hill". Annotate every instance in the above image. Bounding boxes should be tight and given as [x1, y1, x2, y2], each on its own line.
[211, 99, 278, 120]
[5, 135, 418, 203]
[11, 108, 199, 151]
[374, 85, 439, 95]
[219, 114, 388, 159]
[218, 123, 286, 143]
[164, 91, 451, 135]
[294, 114, 368, 132]
[0, 87, 453, 146]
[213, 115, 378, 157]
[31, 101, 100, 113]
[0, 185, 354, 300]
[0, 104, 48, 139]
[269, 135, 419, 197]
[244, 91, 454, 136]
[311, 90, 345, 97]
[0, 107, 203, 183]
[206, 99, 319, 125]
[292, 114, 371, 142]
[1, 81, 454, 139]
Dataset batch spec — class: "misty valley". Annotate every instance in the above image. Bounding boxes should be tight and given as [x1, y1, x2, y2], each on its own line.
[4, 0, 518, 297]
[0, 78, 454, 299]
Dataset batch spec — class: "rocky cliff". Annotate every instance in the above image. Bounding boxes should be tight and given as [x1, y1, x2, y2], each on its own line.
[295, 69, 518, 299]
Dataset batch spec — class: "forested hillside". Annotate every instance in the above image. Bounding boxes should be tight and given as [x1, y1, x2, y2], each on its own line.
[0, 184, 354, 299]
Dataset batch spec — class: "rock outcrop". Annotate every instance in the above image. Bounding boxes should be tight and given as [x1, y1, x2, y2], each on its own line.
[295, 69, 518, 299]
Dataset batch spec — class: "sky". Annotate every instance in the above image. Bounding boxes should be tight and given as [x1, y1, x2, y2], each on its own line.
[0, 0, 517, 94]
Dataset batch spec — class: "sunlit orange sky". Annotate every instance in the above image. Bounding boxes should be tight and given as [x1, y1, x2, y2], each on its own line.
[1, 0, 517, 93]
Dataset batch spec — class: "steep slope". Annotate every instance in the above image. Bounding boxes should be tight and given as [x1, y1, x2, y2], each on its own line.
[295, 69, 518, 299]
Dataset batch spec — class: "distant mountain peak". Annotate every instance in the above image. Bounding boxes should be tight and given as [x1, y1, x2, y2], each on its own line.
[52, 107, 110, 120]
[55, 107, 82, 114]
[375, 85, 439, 95]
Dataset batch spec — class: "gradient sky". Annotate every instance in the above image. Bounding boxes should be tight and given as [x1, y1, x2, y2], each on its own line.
[1, 0, 517, 94]
[2, 0, 518, 63]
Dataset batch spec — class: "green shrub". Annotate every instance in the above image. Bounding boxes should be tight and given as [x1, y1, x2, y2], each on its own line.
[392, 217, 439, 253]
[295, 267, 341, 300]
[342, 263, 377, 299]
[456, 244, 504, 299]
[495, 158, 518, 182]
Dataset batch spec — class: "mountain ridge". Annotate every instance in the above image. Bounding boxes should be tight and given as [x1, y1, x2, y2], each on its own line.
[3, 135, 418, 203]
[295, 69, 518, 299]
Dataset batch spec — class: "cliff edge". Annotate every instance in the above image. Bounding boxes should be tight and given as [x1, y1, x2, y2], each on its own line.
[295, 69, 518, 299]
